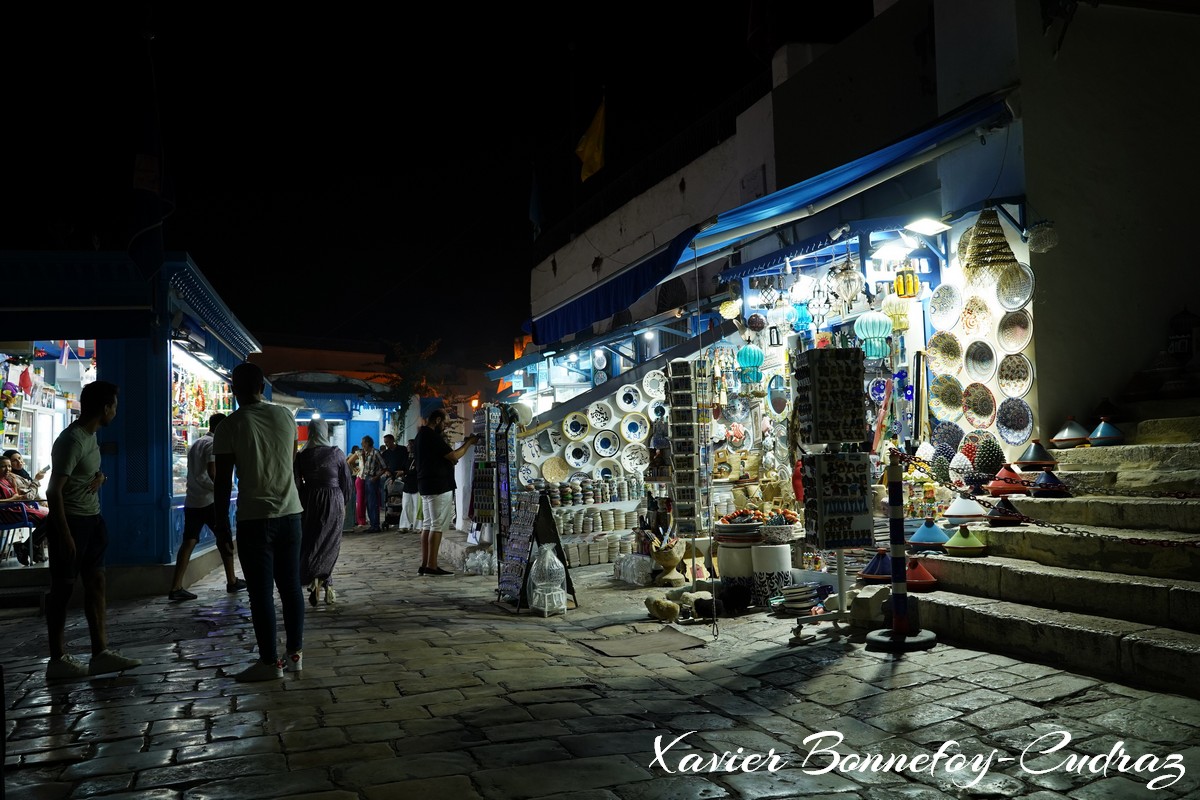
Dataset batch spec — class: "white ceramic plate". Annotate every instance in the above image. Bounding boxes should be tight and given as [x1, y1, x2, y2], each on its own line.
[615, 384, 643, 412]
[593, 350, 607, 370]
[929, 284, 962, 331]
[587, 400, 615, 430]
[996, 261, 1035, 311]
[564, 441, 592, 468]
[647, 400, 668, 422]
[592, 430, 620, 458]
[620, 443, 651, 473]
[594, 370, 608, 386]
[594, 458, 624, 480]
[642, 370, 667, 400]
[620, 412, 650, 443]
[562, 412, 591, 442]
[519, 464, 538, 485]
[521, 438, 543, 463]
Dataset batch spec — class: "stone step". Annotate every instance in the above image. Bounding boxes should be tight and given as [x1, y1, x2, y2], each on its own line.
[1122, 397, 1200, 425]
[1055, 469, 1200, 496]
[1006, 495, 1200, 534]
[965, 521, 1200, 581]
[1050, 441, 1200, 471]
[916, 593, 1200, 698]
[917, 553, 1200, 633]
[1135, 416, 1200, 444]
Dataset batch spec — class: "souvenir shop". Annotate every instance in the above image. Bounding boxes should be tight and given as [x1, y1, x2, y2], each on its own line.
[0, 252, 259, 568]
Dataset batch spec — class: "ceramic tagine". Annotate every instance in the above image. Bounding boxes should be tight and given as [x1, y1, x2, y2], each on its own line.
[986, 464, 1027, 497]
[907, 518, 950, 552]
[942, 495, 989, 527]
[1050, 416, 1090, 449]
[1031, 467, 1071, 498]
[1014, 439, 1057, 470]
[905, 558, 938, 591]
[1088, 417, 1124, 446]
[943, 525, 987, 557]
[858, 548, 893, 584]
[987, 496, 1024, 526]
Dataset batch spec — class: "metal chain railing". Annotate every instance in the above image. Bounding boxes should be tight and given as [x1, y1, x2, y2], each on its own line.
[887, 447, 1200, 548]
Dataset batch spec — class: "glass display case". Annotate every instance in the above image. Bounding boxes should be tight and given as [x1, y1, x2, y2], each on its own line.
[171, 343, 234, 497]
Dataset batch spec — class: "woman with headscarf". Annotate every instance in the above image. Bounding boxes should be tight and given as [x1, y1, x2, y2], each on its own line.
[294, 419, 353, 605]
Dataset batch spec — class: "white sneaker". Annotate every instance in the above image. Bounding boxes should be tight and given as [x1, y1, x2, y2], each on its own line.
[88, 649, 142, 675]
[324, 585, 337, 604]
[233, 659, 284, 682]
[46, 654, 89, 680]
[285, 651, 303, 672]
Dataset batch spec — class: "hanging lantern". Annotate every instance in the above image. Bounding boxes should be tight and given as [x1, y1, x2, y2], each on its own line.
[881, 291, 911, 334]
[792, 303, 812, 332]
[853, 310, 893, 360]
[736, 342, 764, 383]
[807, 283, 831, 327]
[747, 312, 768, 332]
[718, 299, 741, 320]
[766, 302, 798, 331]
[894, 259, 919, 298]
[830, 259, 865, 316]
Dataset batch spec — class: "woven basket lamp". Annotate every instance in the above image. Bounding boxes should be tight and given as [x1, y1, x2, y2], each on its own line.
[882, 291, 912, 333]
[963, 209, 1018, 288]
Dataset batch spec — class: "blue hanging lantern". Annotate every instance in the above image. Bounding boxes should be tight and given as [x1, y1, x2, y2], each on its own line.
[853, 310, 893, 360]
[792, 303, 812, 332]
[736, 342, 764, 383]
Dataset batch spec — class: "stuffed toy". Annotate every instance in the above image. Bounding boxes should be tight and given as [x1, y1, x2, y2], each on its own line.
[644, 597, 681, 624]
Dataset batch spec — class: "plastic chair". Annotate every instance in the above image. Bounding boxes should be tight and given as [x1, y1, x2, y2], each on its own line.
[0, 503, 35, 565]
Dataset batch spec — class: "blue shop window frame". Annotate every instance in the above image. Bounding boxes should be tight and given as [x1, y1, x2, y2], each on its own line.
[167, 495, 239, 557]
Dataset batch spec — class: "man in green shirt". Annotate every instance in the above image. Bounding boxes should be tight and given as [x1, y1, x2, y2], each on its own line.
[44, 380, 142, 680]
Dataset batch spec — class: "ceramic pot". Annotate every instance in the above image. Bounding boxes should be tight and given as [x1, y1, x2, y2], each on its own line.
[1050, 416, 1090, 449]
[1014, 439, 1057, 469]
[987, 465, 1027, 496]
[1031, 467, 1071, 498]
[1088, 417, 1124, 446]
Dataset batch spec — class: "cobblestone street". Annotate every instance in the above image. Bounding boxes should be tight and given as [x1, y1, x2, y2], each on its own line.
[4, 529, 1200, 799]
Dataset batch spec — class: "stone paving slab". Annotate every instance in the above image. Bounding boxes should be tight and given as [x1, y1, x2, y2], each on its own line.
[3, 528, 1200, 798]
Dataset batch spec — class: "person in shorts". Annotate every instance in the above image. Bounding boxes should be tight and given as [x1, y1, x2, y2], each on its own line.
[413, 408, 476, 576]
[168, 413, 246, 601]
[43, 380, 142, 680]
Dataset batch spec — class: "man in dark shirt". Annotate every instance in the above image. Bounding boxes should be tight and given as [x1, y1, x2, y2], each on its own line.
[413, 409, 476, 576]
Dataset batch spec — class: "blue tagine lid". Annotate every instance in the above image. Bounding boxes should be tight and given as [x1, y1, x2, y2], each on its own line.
[1088, 417, 1123, 446]
[988, 496, 1024, 526]
[858, 548, 893, 584]
[1032, 467, 1071, 498]
[1014, 438, 1057, 469]
[908, 518, 950, 551]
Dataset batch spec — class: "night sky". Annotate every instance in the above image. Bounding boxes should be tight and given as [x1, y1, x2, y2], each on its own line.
[3, 3, 871, 368]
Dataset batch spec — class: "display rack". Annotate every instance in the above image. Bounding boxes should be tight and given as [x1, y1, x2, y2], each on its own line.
[470, 405, 504, 526]
[495, 490, 577, 613]
[666, 358, 713, 535]
[2, 393, 24, 452]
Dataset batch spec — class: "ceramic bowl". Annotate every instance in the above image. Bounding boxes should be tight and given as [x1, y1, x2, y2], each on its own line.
[593, 458, 623, 480]
[997, 353, 1034, 398]
[562, 412, 591, 442]
[997, 309, 1033, 354]
[564, 441, 592, 468]
[963, 339, 997, 383]
[960, 295, 993, 338]
[929, 284, 962, 331]
[615, 384, 643, 412]
[620, 443, 650, 473]
[592, 429, 620, 458]
[930, 374, 965, 422]
[587, 400, 615, 430]
[996, 397, 1034, 445]
[962, 382, 996, 429]
[996, 261, 1035, 311]
[620, 412, 650, 443]
[642, 370, 667, 401]
[926, 331, 963, 375]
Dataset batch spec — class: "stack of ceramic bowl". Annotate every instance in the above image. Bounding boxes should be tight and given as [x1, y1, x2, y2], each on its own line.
[581, 479, 595, 504]
[624, 510, 640, 529]
[547, 484, 562, 507]
[777, 583, 821, 614]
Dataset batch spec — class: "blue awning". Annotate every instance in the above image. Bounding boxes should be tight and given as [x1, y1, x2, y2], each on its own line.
[692, 97, 1011, 252]
[529, 225, 700, 346]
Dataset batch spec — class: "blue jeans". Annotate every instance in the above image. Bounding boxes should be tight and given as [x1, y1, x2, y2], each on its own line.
[236, 514, 304, 663]
[364, 477, 382, 529]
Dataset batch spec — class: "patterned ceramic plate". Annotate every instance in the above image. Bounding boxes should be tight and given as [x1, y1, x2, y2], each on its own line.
[996, 397, 1034, 445]
[564, 441, 592, 468]
[929, 284, 962, 331]
[620, 412, 650, 443]
[963, 339, 997, 383]
[642, 369, 667, 401]
[926, 331, 963, 375]
[620, 443, 651, 473]
[960, 295, 993, 338]
[962, 382, 997, 428]
[594, 370, 608, 386]
[593, 350, 608, 370]
[594, 457, 624, 480]
[930, 374, 965, 422]
[615, 384, 643, 412]
[592, 429, 620, 458]
[932, 420, 964, 451]
[996, 261, 1035, 311]
[541, 456, 570, 485]
[519, 464, 538, 486]
[562, 411, 591, 442]
[521, 438, 543, 463]
[997, 353, 1034, 398]
[868, 377, 889, 405]
[725, 393, 751, 422]
[587, 400, 615, 430]
[647, 400, 667, 422]
[997, 309, 1034, 354]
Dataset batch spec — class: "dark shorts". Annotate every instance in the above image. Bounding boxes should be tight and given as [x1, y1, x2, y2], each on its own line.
[183, 504, 233, 546]
[47, 514, 108, 583]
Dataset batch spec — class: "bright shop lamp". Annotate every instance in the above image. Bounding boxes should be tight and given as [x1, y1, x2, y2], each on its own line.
[881, 291, 911, 333]
[904, 217, 951, 236]
[736, 342, 764, 383]
[853, 309, 893, 360]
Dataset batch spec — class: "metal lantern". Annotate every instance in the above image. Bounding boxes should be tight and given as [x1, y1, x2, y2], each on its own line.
[736, 342, 764, 383]
[853, 309, 893, 360]
[718, 299, 742, 320]
[894, 259, 919, 298]
[747, 312, 768, 332]
[881, 291, 911, 334]
[766, 301, 798, 330]
[792, 303, 812, 332]
[830, 259, 865, 316]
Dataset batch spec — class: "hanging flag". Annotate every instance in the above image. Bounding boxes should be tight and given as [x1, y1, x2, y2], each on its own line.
[575, 98, 606, 182]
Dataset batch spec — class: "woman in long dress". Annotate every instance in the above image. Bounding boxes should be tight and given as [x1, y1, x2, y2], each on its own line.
[295, 419, 353, 605]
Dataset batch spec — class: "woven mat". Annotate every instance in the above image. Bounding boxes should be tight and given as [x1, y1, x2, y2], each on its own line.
[583, 627, 707, 657]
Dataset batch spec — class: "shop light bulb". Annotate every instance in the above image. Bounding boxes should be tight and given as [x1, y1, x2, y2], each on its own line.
[312, 411, 321, 419]
[643, 331, 655, 340]
[904, 218, 951, 236]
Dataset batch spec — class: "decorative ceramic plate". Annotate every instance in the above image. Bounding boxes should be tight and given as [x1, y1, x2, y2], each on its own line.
[587, 400, 615, 430]
[996, 261, 1035, 311]
[541, 456, 570, 485]
[929, 284, 962, 331]
[962, 382, 997, 428]
[964, 428, 1000, 452]
[997, 352, 1034, 398]
[593, 350, 607, 370]
[615, 384, 643, 412]
[960, 295, 993, 337]
[642, 369, 667, 401]
[725, 393, 751, 423]
[564, 441, 592, 468]
[647, 400, 667, 422]
[963, 339, 997, 383]
[594, 370, 608, 386]
[932, 420, 964, 451]
[926, 331, 963, 375]
[996, 397, 1034, 445]
[930, 375, 965, 422]
[592, 429, 620, 458]
[868, 377, 889, 405]
[593, 458, 624, 480]
[997, 309, 1034, 354]
[956, 227, 974, 265]
[620, 443, 651, 473]
[620, 411, 650, 443]
[569, 471, 591, 484]
[521, 438, 543, 463]
[562, 411, 591, 442]
[519, 464, 538, 486]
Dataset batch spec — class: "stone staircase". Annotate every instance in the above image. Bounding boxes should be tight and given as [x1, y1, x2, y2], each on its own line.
[913, 413, 1200, 698]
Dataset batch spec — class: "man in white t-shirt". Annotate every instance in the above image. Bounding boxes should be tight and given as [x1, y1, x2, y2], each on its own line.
[213, 363, 305, 682]
[168, 413, 246, 601]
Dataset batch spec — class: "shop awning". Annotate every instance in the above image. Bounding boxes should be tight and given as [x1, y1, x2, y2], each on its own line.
[691, 96, 1012, 253]
[529, 225, 700, 346]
